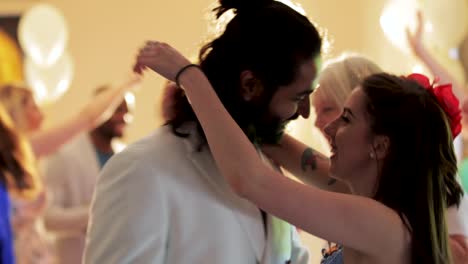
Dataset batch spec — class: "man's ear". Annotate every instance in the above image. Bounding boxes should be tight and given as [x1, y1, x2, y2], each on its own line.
[240, 70, 264, 101]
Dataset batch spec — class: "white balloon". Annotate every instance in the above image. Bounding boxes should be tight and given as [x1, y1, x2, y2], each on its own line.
[380, 0, 420, 54]
[24, 53, 74, 105]
[18, 4, 68, 66]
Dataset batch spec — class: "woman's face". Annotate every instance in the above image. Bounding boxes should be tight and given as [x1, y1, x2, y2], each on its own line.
[312, 88, 341, 136]
[324, 87, 375, 182]
[23, 95, 44, 132]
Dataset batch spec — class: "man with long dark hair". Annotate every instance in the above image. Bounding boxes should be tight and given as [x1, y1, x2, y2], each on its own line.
[85, 1, 322, 263]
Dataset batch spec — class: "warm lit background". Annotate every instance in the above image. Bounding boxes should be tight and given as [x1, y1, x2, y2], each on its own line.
[1, 1, 467, 263]
[1, 0, 466, 144]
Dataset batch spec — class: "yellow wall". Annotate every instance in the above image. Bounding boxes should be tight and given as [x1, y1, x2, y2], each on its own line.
[24, 0, 418, 143]
[2, 1, 465, 145]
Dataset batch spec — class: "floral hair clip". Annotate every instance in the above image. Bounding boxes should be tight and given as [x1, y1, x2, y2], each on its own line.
[406, 73, 462, 138]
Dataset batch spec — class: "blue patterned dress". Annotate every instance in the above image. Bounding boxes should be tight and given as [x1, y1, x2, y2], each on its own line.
[0, 182, 14, 264]
[321, 244, 343, 264]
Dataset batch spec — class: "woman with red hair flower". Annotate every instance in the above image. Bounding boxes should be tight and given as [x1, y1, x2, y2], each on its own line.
[136, 39, 464, 263]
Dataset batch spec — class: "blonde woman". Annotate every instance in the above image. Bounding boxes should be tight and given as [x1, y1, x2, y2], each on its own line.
[0, 75, 140, 158]
[0, 75, 140, 263]
[0, 103, 40, 264]
[312, 54, 382, 134]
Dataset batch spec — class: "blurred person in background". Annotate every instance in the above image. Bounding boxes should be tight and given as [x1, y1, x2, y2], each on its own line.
[0, 74, 140, 263]
[41, 84, 134, 264]
[0, 103, 41, 264]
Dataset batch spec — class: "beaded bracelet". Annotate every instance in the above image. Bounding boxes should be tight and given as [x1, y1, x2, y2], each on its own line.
[175, 64, 202, 88]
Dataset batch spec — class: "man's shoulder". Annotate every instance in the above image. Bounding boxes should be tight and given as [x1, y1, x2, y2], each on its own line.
[109, 125, 194, 168]
[95, 126, 199, 199]
[124, 126, 183, 153]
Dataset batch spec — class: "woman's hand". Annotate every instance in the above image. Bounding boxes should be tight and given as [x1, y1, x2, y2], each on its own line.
[134, 41, 191, 81]
[80, 73, 141, 128]
[13, 191, 47, 230]
[19, 191, 47, 218]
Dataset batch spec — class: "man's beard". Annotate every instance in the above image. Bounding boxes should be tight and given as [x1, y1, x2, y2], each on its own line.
[94, 121, 123, 141]
[246, 111, 299, 146]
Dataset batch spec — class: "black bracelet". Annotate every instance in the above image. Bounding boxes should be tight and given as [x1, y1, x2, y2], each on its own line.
[175, 64, 202, 88]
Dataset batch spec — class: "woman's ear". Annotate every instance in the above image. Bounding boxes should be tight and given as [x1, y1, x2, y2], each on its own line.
[371, 135, 390, 160]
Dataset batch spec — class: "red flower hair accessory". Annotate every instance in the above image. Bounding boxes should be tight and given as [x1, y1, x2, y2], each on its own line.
[406, 73, 462, 138]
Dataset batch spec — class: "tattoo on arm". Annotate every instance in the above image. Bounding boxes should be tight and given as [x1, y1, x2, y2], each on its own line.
[301, 148, 337, 186]
[301, 148, 317, 171]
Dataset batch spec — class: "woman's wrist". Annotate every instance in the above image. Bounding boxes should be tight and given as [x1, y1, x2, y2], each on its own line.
[178, 65, 204, 90]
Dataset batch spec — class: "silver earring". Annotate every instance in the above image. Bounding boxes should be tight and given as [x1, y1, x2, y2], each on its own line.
[369, 152, 375, 159]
